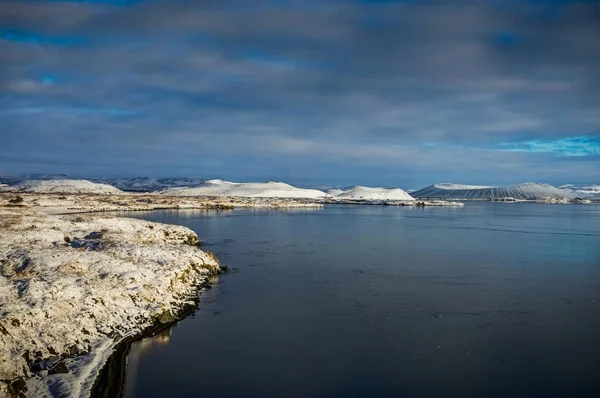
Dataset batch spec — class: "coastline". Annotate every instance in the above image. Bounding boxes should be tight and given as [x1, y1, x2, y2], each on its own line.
[0, 201, 221, 398]
[89, 276, 218, 398]
[0, 191, 467, 397]
[1, 190, 594, 396]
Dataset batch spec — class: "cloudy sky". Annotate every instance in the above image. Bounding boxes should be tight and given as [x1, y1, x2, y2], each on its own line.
[1, 0, 599, 188]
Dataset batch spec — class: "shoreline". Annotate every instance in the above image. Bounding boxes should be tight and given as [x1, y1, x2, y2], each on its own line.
[1, 192, 595, 396]
[89, 276, 218, 398]
[0, 204, 222, 398]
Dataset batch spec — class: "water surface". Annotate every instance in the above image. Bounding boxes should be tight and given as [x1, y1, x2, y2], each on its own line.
[122, 203, 600, 398]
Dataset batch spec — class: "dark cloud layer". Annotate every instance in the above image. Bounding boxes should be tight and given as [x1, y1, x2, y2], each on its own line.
[1, 0, 599, 186]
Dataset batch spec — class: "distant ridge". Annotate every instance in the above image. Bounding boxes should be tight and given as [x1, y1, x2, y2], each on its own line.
[327, 186, 415, 201]
[412, 182, 574, 200]
[0, 179, 123, 194]
[160, 179, 329, 198]
[559, 184, 600, 199]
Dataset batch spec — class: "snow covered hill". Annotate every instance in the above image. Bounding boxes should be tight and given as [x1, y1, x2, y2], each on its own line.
[328, 186, 415, 201]
[559, 184, 600, 199]
[92, 177, 207, 192]
[0, 179, 123, 194]
[160, 179, 330, 198]
[412, 182, 574, 201]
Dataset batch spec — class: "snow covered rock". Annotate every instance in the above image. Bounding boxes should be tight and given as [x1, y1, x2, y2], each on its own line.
[412, 182, 574, 201]
[328, 186, 415, 201]
[160, 179, 330, 199]
[0, 179, 122, 195]
[0, 209, 219, 396]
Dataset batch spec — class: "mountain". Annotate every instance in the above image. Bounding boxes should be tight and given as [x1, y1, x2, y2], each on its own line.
[412, 182, 574, 201]
[0, 179, 123, 194]
[91, 177, 206, 192]
[559, 184, 600, 199]
[0, 174, 70, 185]
[160, 179, 330, 198]
[327, 186, 415, 201]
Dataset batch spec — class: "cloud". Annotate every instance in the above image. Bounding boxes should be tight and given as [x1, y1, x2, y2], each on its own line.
[0, 0, 599, 185]
[499, 136, 600, 156]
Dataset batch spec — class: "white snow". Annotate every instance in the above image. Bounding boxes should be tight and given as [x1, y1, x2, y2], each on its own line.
[0, 208, 219, 397]
[91, 177, 207, 192]
[329, 186, 415, 201]
[0, 179, 122, 195]
[559, 184, 600, 199]
[160, 179, 330, 199]
[325, 188, 344, 197]
[412, 182, 575, 201]
[433, 183, 495, 190]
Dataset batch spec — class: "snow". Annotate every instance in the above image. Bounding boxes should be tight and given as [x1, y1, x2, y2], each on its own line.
[91, 177, 207, 192]
[412, 182, 575, 201]
[328, 186, 415, 201]
[325, 188, 344, 197]
[0, 207, 220, 397]
[0, 179, 122, 195]
[559, 184, 600, 199]
[433, 183, 495, 190]
[160, 179, 330, 199]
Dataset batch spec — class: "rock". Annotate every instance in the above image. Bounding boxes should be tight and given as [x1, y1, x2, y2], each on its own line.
[68, 344, 85, 356]
[84, 231, 103, 240]
[48, 360, 69, 375]
[9, 377, 27, 396]
[30, 357, 46, 372]
[157, 310, 175, 324]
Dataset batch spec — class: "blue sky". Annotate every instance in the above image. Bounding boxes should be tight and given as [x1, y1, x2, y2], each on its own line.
[1, 0, 599, 187]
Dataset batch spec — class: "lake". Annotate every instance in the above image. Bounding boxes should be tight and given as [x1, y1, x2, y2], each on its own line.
[120, 203, 600, 398]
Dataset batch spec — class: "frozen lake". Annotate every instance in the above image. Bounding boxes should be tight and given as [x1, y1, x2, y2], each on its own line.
[121, 203, 600, 397]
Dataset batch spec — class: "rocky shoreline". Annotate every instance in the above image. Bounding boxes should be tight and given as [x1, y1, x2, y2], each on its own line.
[0, 204, 222, 397]
[0, 191, 462, 398]
[89, 274, 221, 398]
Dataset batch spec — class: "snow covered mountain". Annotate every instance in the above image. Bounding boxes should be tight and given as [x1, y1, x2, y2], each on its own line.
[559, 184, 600, 199]
[412, 182, 574, 201]
[0, 179, 123, 194]
[91, 177, 206, 192]
[327, 186, 415, 201]
[160, 179, 330, 198]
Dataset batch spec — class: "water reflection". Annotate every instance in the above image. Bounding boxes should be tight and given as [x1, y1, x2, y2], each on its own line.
[124, 276, 222, 398]
[122, 204, 600, 398]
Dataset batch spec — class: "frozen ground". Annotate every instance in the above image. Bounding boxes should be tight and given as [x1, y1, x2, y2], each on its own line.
[0, 205, 220, 397]
[412, 182, 575, 201]
[159, 179, 330, 199]
[0, 192, 323, 215]
[327, 186, 415, 201]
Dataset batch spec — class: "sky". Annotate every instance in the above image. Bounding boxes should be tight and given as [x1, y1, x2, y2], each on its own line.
[1, 0, 599, 188]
